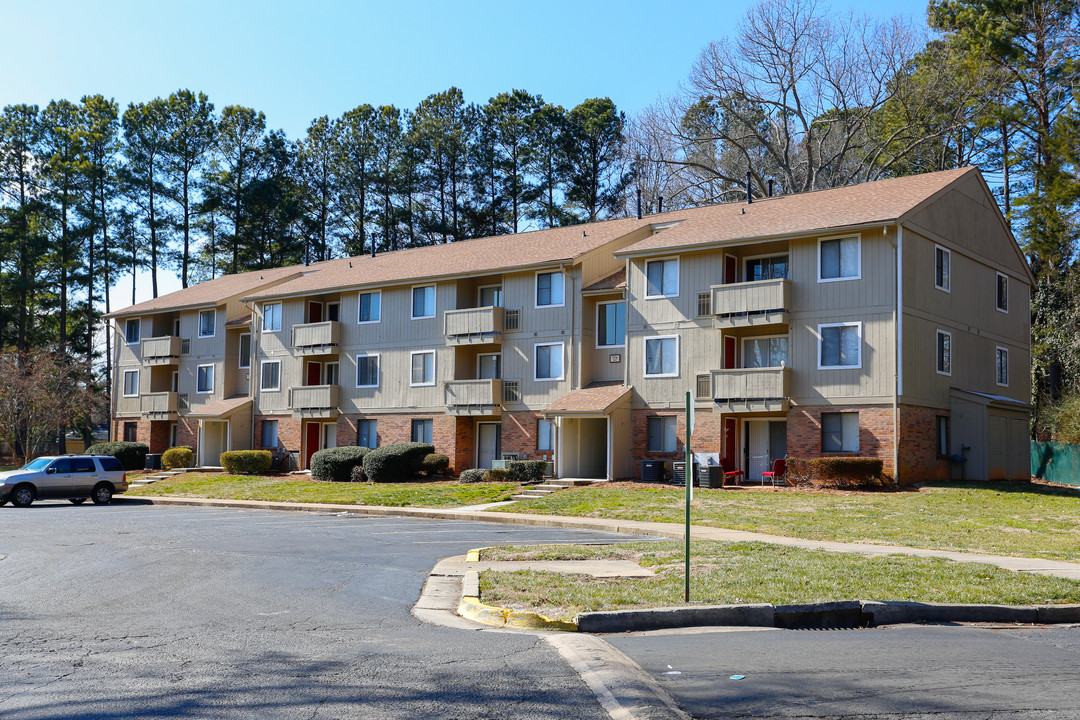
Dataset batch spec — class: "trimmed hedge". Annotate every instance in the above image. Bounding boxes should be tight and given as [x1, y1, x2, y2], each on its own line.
[162, 446, 194, 470]
[220, 450, 272, 475]
[458, 468, 485, 484]
[421, 453, 450, 476]
[507, 460, 546, 484]
[311, 446, 370, 483]
[483, 468, 509, 482]
[786, 457, 892, 490]
[362, 442, 435, 483]
[86, 441, 148, 471]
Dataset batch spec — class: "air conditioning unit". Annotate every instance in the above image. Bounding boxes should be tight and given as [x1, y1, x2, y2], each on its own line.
[501, 452, 519, 461]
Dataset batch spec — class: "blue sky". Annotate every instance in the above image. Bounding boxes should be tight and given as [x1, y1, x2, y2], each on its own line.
[4, 0, 933, 306]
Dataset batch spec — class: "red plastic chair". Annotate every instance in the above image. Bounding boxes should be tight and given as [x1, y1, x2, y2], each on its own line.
[762, 458, 786, 486]
[720, 457, 744, 486]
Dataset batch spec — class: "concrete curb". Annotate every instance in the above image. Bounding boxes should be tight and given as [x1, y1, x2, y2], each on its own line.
[457, 570, 578, 632]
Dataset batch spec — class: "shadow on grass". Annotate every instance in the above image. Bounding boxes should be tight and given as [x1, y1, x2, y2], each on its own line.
[920, 479, 1080, 498]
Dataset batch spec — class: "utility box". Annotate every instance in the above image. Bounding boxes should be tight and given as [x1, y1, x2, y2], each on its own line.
[144, 454, 162, 471]
[641, 460, 665, 483]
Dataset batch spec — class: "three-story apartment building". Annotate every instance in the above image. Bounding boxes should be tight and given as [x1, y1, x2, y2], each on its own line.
[109, 167, 1032, 483]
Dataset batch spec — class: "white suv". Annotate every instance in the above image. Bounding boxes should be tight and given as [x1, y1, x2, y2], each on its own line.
[0, 455, 129, 508]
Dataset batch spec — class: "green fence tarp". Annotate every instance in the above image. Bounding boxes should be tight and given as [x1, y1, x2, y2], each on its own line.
[1031, 441, 1080, 487]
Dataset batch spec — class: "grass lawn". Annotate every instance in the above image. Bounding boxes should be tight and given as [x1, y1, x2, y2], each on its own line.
[478, 541, 1080, 623]
[128, 472, 519, 508]
[492, 482, 1080, 562]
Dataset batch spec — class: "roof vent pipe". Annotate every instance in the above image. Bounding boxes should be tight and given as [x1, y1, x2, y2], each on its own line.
[370, 233, 376, 259]
[658, 196, 663, 213]
[768, 179, 774, 198]
[746, 171, 753, 204]
[636, 188, 642, 219]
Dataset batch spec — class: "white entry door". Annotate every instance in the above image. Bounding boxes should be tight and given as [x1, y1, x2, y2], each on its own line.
[747, 421, 771, 482]
[477, 422, 501, 469]
[322, 423, 337, 451]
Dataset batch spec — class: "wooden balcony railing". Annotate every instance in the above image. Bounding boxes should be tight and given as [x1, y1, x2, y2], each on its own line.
[444, 379, 502, 416]
[444, 306, 504, 345]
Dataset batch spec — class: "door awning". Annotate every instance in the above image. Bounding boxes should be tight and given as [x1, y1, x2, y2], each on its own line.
[187, 396, 252, 419]
[544, 383, 632, 417]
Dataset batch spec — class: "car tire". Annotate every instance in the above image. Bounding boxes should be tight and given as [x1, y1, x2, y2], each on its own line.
[11, 484, 35, 508]
[69, 498, 88, 505]
[91, 483, 113, 505]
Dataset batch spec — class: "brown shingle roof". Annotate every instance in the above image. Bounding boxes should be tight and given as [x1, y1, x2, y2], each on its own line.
[583, 268, 626, 293]
[545, 383, 632, 415]
[106, 265, 305, 318]
[186, 396, 252, 419]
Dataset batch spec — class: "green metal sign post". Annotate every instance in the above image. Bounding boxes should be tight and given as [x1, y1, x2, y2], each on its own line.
[684, 390, 692, 603]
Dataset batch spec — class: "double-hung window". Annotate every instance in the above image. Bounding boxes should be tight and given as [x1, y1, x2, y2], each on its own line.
[358, 292, 381, 323]
[819, 323, 861, 369]
[596, 301, 626, 347]
[822, 413, 859, 452]
[263, 302, 282, 332]
[196, 364, 214, 394]
[411, 286, 435, 319]
[198, 309, 216, 338]
[536, 272, 564, 307]
[262, 420, 279, 449]
[534, 342, 564, 381]
[936, 330, 952, 375]
[356, 353, 380, 388]
[646, 416, 677, 452]
[411, 419, 433, 444]
[122, 370, 139, 397]
[935, 246, 951, 291]
[819, 236, 860, 281]
[996, 347, 1009, 386]
[645, 259, 679, 297]
[358, 419, 377, 449]
[996, 273, 1009, 312]
[644, 336, 679, 377]
[125, 319, 141, 345]
[260, 360, 281, 391]
[537, 419, 555, 452]
[410, 351, 436, 386]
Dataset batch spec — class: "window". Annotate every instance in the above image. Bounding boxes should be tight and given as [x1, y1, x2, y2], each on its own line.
[356, 353, 380, 388]
[262, 420, 279, 449]
[263, 302, 281, 332]
[99, 456, 123, 472]
[196, 364, 214, 394]
[645, 258, 679, 297]
[936, 416, 949, 456]
[122, 370, 139, 397]
[171, 371, 179, 392]
[358, 292, 381, 323]
[410, 350, 435, 386]
[647, 416, 677, 452]
[504, 309, 520, 331]
[198, 309, 216, 338]
[819, 236, 860, 281]
[478, 353, 501, 379]
[324, 362, 339, 386]
[997, 273, 1009, 312]
[70, 458, 96, 473]
[935, 246, 951, 292]
[260, 360, 281, 391]
[644, 336, 679, 377]
[697, 292, 711, 317]
[411, 419, 433, 444]
[695, 374, 711, 399]
[597, 302, 626, 347]
[537, 419, 555, 452]
[173, 318, 181, 337]
[326, 302, 340, 322]
[170, 423, 178, 448]
[819, 323, 861, 369]
[358, 419, 377, 449]
[411, 286, 435, 319]
[239, 333, 251, 369]
[743, 336, 788, 368]
[996, 347, 1009, 386]
[503, 380, 521, 403]
[822, 412, 859, 452]
[746, 255, 789, 282]
[123, 422, 138, 442]
[479, 285, 503, 307]
[534, 342, 564, 381]
[536, 271, 565, 307]
[180, 338, 191, 355]
[936, 330, 952, 375]
[125, 318, 141, 345]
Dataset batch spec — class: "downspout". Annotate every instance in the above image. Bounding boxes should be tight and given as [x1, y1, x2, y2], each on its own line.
[248, 301, 264, 452]
[110, 320, 119, 441]
[883, 224, 901, 484]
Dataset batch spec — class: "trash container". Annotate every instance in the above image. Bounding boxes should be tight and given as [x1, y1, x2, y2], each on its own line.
[641, 460, 665, 483]
[699, 465, 722, 488]
[144, 453, 162, 471]
[672, 461, 699, 487]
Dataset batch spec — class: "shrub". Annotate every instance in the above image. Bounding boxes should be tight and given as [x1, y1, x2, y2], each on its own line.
[458, 468, 486, 484]
[362, 442, 435, 483]
[162, 446, 194, 470]
[219, 450, 272, 475]
[350, 465, 368, 483]
[421, 453, 450, 476]
[507, 460, 546, 484]
[310, 446, 370, 483]
[483, 468, 509, 482]
[86, 441, 149, 471]
[786, 457, 892, 490]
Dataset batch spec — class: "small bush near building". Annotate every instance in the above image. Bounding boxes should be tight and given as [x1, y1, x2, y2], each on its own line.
[220, 450, 272, 475]
[363, 442, 435, 483]
[86, 441, 149, 471]
[350, 465, 368, 483]
[162, 446, 194, 470]
[787, 457, 891, 490]
[458, 468, 485, 484]
[421, 453, 450, 476]
[311, 446, 370, 483]
[507, 460, 546, 485]
[483, 468, 509, 482]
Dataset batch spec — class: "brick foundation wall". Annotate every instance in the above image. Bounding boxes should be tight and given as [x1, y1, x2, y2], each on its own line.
[148, 421, 171, 453]
[898, 404, 951, 484]
[786, 404, 896, 477]
[335, 412, 470, 473]
[502, 411, 554, 465]
[254, 415, 301, 452]
[629, 408, 722, 480]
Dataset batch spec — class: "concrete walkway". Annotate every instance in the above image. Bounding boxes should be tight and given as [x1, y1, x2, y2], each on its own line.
[120, 495, 1080, 581]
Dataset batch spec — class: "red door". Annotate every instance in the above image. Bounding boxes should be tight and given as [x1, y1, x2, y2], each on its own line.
[306, 361, 321, 386]
[725, 418, 737, 467]
[724, 336, 737, 369]
[304, 422, 320, 469]
[725, 255, 738, 284]
[308, 302, 322, 323]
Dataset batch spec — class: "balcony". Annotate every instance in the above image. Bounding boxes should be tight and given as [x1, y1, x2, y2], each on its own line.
[444, 379, 502, 416]
[291, 321, 341, 355]
[140, 392, 179, 420]
[289, 384, 340, 419]
[444, 306, 504, 346]
[141, 336, 181, 366]
[710, 367, 791, 413]
[711, 279, 791, 331]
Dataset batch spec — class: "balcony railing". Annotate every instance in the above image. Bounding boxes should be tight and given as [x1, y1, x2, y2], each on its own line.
[291, 321, 341, 355]
[140, 391, 179, 420]
[711, 279, 791, 329]
[444, 306, 504, 345]
[141, 336, 181, 366]
[710, 367, 791, 413]
[444, 379, 502, 416]
[288, 384, 340, 419]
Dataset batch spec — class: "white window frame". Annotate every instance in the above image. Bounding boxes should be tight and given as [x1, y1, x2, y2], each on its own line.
[125, 318, 141, 345]
[996, 346, 1009, 387]
[324, 361, 340, 386]
[196, 363, 215, 394]
[996, 272, 1009, 313]
[409, 350, 436, 387]
[326, 301, 340, 322]
[537, 418, 555, 452]
[263, 302, 282, 332]
[122, 369, 139, 398]
[818, 322, 862, 370]
[411, 285, 436, 320]
[822, 412, 860, 453]
[934, 245, 951, 293]
[535, 270, 566, 308]
[262, 419, 279, 449]
[198, 309, 216, 338]
[355, 352, 380, 389]
[596, 300, 626, 348]
[534, 341, 565, 382]
[643, 335, 680, 378]
[936, 330, 952, 376]
[260, 359, 281, 392]
[477, 352, 502, 379]
[817, 234, 862, 283]
[478, 284, 503, 307]
[644, 257, 680, 298]
[171, 370, 179, 392]
[357, 291, 381, 324]
[238, 333, 251, 369]
[646, 415, 678, 452]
